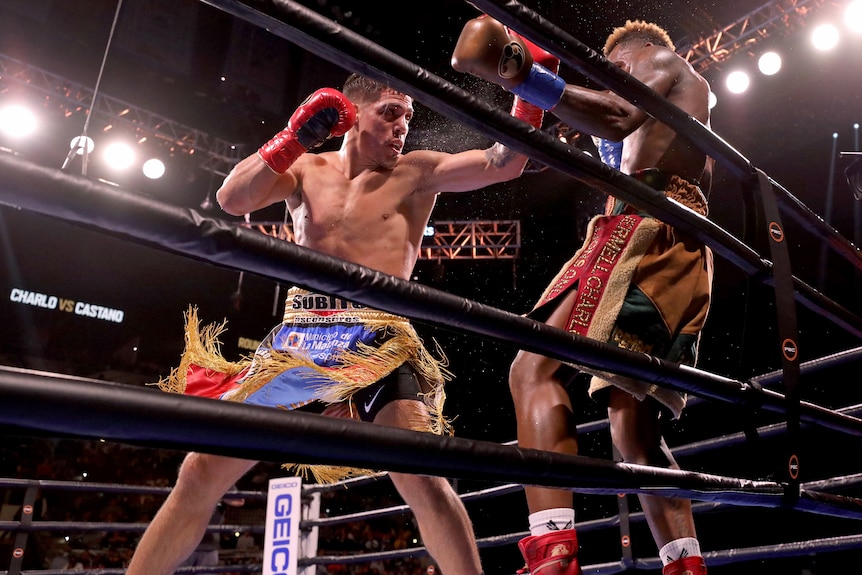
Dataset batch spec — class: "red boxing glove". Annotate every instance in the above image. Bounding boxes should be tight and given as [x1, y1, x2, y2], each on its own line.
[258, 88, 356, 174]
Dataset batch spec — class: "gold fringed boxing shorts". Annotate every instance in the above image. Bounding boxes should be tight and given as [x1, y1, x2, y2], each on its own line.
[157, 288, 452, 482]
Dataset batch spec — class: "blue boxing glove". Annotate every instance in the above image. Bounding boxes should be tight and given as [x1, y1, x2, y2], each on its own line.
[506, 29, 566, 111]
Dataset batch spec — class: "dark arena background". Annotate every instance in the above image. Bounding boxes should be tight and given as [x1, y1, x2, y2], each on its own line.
[1, 0, 862, 574]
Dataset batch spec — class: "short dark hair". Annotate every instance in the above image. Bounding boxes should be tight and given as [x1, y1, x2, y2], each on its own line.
[342, 73, 408, 105]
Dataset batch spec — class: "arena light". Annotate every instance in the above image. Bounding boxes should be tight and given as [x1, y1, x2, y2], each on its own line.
[142, 157, 166, 179]
[846, 0, 862, 34]
[0, 104, 38, 138]
[757, 51, 782, 76]
[725, 70, 750, 94]
[811, 23, 840, 51]
[103, 141, 136, 171]
[69, 135, 95, 156]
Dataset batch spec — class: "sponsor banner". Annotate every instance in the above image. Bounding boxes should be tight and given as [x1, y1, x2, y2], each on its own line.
[263, 476, 302, 575]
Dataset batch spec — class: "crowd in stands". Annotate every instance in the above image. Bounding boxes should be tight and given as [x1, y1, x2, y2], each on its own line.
[0, 435, 435, 573]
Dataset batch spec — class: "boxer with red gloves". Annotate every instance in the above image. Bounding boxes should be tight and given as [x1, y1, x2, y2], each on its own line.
[452, 15, 565, 128]
[128, 72, 533, 575]
[258, 87, 356, 174]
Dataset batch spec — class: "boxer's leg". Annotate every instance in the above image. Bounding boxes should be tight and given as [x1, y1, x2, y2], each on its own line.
[608, 388, 706, 575]
[126, 454, 257, 575]
[509, 289, 582, 575]
[375, 396, 483, 575]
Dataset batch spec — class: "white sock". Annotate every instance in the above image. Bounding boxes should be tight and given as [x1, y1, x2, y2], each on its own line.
[528, 508, 575, 536]
[659, 537, 701, 565]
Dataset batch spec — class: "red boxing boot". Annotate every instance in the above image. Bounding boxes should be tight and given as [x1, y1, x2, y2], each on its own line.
[517, 530, 581, 575]
[662, 556, 707, 575]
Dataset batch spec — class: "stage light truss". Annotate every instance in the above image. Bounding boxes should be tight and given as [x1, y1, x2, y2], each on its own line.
[420, 220, 521, 260]
[0, 52, 244, 177]
[247, 220, 522, 260]
[677, 0, 829, 72]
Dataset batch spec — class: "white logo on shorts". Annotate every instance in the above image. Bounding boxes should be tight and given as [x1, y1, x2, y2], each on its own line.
[363, 385, 385, 413]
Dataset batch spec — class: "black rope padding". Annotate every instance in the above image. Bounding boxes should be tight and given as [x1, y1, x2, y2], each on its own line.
[0, 366, 774, 495]
[611, 445, 634, 569]
[4, 364, 862, 523]
[198, 0, 862, 337]
[753, 169, 802, 497]
[8, 485, 37, 575]
[1, 154, 861, 438]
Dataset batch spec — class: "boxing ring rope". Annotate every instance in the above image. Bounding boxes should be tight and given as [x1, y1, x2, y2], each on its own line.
[6, 361, 862, 523]
[301, 399, 862, 533]
[751, 345, 862, 387]
[307, 344, 862, 522]
[1, 0, 862, 571]
[4, 442, 862, 574]
[0, 365, 799, 503]
[299, 409, 862, 569]
[4, 465, 862, 574]
[11, 475, 861, 573]
[297, 372, 862, 571]
[305, 511, 862, 574]
[1, 154, 860, 441]
[2, 360, 861, 570]
[0, 476, 263, 575]
[0, 479, 261, 537]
